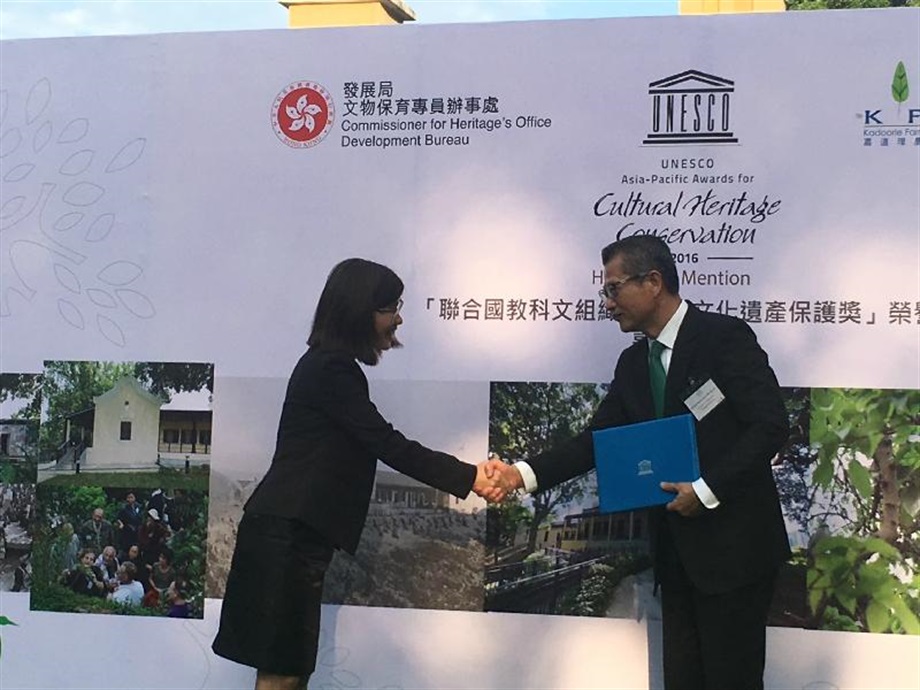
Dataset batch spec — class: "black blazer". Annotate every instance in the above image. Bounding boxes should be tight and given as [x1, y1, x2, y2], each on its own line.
[245, 347, 476, 554]
[528, 303, 791, 594]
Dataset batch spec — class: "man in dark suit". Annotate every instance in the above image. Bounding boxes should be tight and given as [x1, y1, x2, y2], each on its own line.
[497, 235, 790, 690]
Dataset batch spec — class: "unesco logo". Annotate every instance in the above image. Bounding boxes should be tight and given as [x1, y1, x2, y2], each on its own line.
[643, 70, 738, 146]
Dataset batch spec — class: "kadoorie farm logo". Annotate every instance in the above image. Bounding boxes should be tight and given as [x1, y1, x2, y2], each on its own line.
[861, 60, 919, 147]
[271, 81, 335, 148]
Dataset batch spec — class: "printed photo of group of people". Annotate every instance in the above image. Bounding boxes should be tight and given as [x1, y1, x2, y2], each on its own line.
[1, 361, 212, 619]
[35, 486, 207, 617]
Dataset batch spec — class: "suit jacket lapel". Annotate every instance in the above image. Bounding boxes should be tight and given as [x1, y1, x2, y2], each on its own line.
[665, 302, 702, 414]
[624, 340, 656, 420]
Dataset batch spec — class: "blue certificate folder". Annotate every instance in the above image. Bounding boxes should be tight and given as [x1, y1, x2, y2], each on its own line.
[593, 414, 701, 513]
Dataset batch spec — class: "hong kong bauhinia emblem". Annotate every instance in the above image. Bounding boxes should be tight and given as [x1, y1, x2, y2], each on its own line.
[271, 81, 335, 148]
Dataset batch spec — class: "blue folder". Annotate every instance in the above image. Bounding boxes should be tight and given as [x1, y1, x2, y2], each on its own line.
[593, 414, 701, 513]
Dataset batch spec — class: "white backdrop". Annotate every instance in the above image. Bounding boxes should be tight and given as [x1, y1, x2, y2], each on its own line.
[1, 8, 919, 689]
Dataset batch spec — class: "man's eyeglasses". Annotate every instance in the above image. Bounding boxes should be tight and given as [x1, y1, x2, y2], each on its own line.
[377, 298, 404, 315]
[598, 273, 648, 300]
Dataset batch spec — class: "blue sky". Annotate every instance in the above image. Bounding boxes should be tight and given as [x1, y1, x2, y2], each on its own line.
[0, 1, 677, 40]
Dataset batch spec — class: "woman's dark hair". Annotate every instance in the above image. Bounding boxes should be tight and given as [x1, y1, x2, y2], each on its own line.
[307, 258, 404, 365]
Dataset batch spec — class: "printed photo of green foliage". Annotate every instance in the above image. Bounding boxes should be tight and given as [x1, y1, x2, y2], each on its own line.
[806, 388, 920, 634]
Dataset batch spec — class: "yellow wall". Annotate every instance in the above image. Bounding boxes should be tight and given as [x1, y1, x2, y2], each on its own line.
[282, 0, 415, 28]
[680, 0, 786, 13]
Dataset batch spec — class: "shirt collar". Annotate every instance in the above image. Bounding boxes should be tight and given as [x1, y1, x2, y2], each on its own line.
[653, 299, 687, 350]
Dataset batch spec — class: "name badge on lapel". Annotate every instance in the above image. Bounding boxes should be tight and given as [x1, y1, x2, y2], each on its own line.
[683, 378, 725, 421]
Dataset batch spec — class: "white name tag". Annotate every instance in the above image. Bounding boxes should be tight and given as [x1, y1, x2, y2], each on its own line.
[683, 378, 725, 420]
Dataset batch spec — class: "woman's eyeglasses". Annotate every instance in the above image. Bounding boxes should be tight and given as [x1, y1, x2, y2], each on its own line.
[376, 298, 404, 315]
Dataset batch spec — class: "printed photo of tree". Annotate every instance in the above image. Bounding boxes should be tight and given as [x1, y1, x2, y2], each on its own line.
[1, 373, 41, 466]
[485, 381, 652, 618]
[483, 383, 826, 627]
[804, 388, 920, 635]
[764, 386, 813, 628]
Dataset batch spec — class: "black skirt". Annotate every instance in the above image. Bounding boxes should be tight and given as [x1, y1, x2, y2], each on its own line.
[212, 512, 334, 677]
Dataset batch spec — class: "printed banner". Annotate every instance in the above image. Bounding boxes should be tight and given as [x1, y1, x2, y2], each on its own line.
[1, 8, 918, 690]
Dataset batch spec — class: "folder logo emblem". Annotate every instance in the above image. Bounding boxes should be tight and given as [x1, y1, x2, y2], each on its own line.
[637, 459, 653, 476]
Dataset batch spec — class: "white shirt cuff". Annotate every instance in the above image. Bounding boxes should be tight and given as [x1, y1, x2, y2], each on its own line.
[692, 477, 720, 509]
[513, 461, 539, 493]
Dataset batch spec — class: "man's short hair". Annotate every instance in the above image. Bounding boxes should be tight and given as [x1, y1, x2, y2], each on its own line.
[601, 235, 679, 295]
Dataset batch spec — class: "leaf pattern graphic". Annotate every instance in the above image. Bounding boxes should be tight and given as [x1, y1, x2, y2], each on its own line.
[286, 105, 301, 120]
[116, 288, 156, 318]
[0, 196, 25, 220]
[53, 263, 82, 293]
[304, 115, 316, 132]
[305, 104, 321, 116]
[297, 94, 310, 112]
[892, 61, 910, 104]
[1, 183, 54, 233]
[97, 261, 142, 286]
[0, 127, 22, 158]
[97, 314, 126, 346]
[57, 298, 85, 329]
[85, 213, 115, 242]
[32, 121, 52, 153]
[53, 211, 84, 232]
[1, 78, 151, 346]
[25, 78, 51, 125]
[86, 288, 117, 308]
[62, 181, 105, 206]
[289, 118, 304, 132]
[59, 149, 95, 176]
[105, 137, 145, 173]
[3, 162, 34, 183]
[330, 670, 362, 687]
[57, 117, 89, 144]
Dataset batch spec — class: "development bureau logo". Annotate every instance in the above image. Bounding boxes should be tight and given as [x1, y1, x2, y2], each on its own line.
[271, 81, 335, 148]
[643, 69, 737, 146]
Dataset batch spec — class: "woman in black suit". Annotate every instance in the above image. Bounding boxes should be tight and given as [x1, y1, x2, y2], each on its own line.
[212, 258, 503, 690]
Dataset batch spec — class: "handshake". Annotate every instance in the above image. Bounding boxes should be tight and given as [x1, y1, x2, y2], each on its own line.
[472, 458, 524, 503]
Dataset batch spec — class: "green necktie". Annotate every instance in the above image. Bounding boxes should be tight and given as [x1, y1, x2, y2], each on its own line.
[649, 340, 667, 418]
